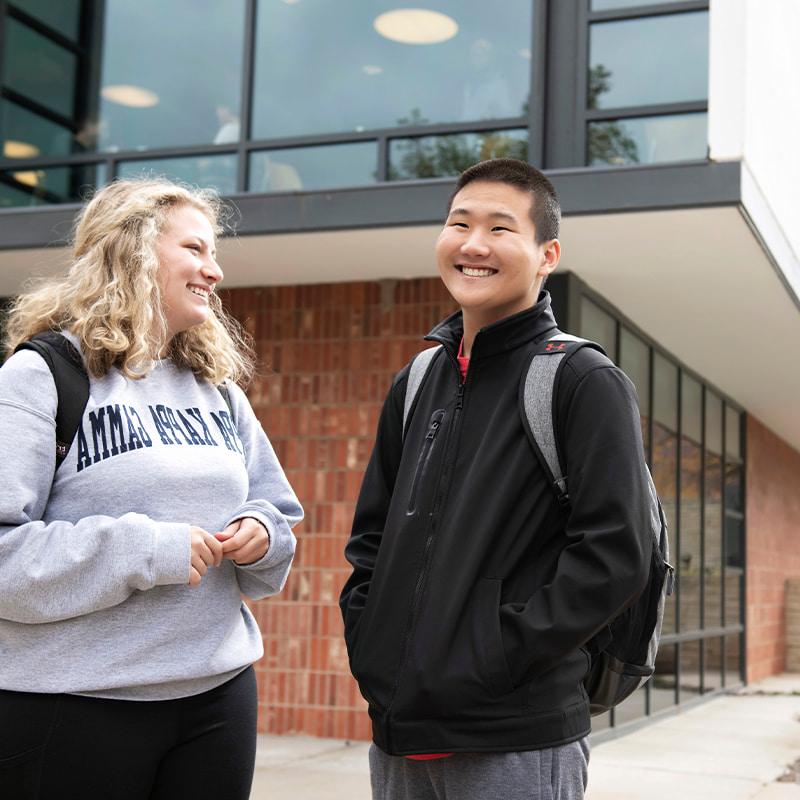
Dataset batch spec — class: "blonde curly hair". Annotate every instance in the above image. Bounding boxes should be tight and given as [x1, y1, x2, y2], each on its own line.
[3, 179, 254, 385]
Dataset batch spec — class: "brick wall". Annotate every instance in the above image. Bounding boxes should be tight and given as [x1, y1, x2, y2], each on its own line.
[220, 278, 457, 738]
[746, 416, 800, 681]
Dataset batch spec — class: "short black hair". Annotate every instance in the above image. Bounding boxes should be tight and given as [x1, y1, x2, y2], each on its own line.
[448, 158, 561, 244]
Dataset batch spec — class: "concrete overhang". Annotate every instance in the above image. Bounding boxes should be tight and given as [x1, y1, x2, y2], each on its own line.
[1, 161, 798, 453]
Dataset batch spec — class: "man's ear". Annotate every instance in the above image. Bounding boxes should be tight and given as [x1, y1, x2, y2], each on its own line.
[538, 239, 561, 277]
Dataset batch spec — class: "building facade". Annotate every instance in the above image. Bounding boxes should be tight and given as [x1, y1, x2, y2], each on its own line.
[1, 0, 799, 739]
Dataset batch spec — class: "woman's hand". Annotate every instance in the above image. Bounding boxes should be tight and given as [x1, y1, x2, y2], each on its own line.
[215, 517, 270, 566]
[189, 526, 224, 587]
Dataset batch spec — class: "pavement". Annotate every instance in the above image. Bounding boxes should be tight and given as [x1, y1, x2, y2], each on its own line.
[251, 673, 800, 799]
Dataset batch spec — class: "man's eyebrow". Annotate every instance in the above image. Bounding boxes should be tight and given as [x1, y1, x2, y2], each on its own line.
[448, 207, 519, 224]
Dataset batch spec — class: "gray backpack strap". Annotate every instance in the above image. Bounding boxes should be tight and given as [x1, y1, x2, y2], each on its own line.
[522, 333, 593, 503]
[402, 345, 442, 437]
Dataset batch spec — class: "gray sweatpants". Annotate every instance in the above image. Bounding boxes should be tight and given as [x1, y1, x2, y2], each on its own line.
[369, 738, 590, 800]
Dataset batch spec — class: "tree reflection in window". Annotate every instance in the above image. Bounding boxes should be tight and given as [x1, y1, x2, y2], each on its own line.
[587, 64, 639, 165]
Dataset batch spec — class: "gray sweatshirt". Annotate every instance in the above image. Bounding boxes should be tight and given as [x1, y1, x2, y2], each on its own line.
[0, 340, 302, 700]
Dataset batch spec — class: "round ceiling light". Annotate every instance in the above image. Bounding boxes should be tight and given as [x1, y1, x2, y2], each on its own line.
[3, 140, 40, 158]
[101, 85, 159, 108]
[374, 9, 458, 45]
[12, 170, 41, 188]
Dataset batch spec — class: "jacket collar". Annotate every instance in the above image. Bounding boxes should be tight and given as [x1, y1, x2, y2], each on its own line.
[424, 291, 559, 361]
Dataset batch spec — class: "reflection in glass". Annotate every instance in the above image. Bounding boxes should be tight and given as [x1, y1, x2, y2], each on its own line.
[679, 376, 702, 633]
[589, 13, 708, 109]
[579, 297, 616, 358]
[3, 18, 77, 118]
[680, 640, 701, 698]
[588, 113, 707, 166]
[652, 354, 677, 633]
[614, 685, 646, 726]
[652, 644, 676, 712]
[1, 99, 74, 159]
[703, 638, 721, 693]
[619, 327, 649, 451]
[724, 635, 742, 687]
[249, 143, 377, 193]
[9, 0, 82, 40]
[705, 392, 723, 629]
[592, 710, 611, 731]
[117, 155, 237, 196]
[725, 407, 741, 461]
[388, 129, 527, 181]
[0, 164, 102, 207]
[252, 0, 532, 139]
[724, 514, 743, 627]
[96, 1, 245, 152]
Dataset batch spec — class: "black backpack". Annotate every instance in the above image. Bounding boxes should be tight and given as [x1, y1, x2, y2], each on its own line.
[13, 331, 234, 470]
[402, 333, 674, 716]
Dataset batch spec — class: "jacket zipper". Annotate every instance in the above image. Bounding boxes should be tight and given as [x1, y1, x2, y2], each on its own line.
[406, 409, 445, 515]
[386, 353, 468, 726]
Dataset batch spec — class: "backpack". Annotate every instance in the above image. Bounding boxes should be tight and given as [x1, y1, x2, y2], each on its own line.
[402, 333, 674, 716]
[13, 331, 234, 471]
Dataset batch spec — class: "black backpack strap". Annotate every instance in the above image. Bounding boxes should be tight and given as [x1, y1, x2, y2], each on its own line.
[14, 332, 89, 469]
[519, 332, 606, 506]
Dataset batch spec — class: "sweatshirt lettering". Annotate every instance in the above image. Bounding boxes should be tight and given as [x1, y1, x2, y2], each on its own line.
[75, 403, 234, 472]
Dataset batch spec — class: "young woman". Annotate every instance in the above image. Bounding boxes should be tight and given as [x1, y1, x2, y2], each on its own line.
[0, 179, 302, 799]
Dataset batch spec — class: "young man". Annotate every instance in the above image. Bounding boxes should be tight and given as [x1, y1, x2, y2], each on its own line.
[340, 159, 652, 799]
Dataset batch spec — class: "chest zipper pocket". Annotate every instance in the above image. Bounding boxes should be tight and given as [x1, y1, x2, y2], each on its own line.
[406, 409, 445, 516]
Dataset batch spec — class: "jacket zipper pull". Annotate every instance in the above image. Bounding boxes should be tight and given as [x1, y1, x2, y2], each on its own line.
[426, 419, 440, 440]
[455, 383, 465, 410]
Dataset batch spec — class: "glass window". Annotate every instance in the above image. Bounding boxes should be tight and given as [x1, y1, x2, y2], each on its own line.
[703, 638, 722, 693]
[588, 113, 707, 166]
[249, 143, 377, 193]
[619, 327, 649, 450]
[724, 634, 742, 687]
[653, 354, 677, 432]
[388, 129, 527, 181]
[724, 515, 743, 626]
[652, 355, 677, 631]
[652, 644, 676, 712]
[1, 99, 74, 160]
[117, 155, 238, 196]
[679, 640, 701, 700]
[3, 18, 77, 118]
[614, 685, 646, 726]
[679, 376, 702, 633]
[9, 0, 82, 41]
[725, 406, 741, 461]
[252, 0, 532, 139]
[580, 297, 616, 357]
[96, 0, 245, 153]
[589, 13, 708, 109]
[0, 164, 102, 207]
[704, 391, 723, 628]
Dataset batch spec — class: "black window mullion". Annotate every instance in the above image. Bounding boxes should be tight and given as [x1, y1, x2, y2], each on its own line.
[376, 136, 388, 182]
[588, 1, 708, 23]
[236, 0, 257, 193]
[586, 100, 707, 121]
[1, 87, 79, 131]
[675, 369, 683, 636]
[526, 0, 548, 167]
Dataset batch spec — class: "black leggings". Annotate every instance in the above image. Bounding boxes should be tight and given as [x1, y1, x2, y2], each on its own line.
[0, 666, 257, 800]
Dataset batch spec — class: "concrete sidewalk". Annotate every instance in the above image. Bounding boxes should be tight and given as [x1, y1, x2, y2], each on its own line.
[251, 674, 800, 799]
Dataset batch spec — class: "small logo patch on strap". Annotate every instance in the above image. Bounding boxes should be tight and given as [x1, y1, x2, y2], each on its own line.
[543, 342, 568, 353]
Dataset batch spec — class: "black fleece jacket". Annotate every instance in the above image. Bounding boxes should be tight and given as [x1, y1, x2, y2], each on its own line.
[340, 293, 652, 755]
